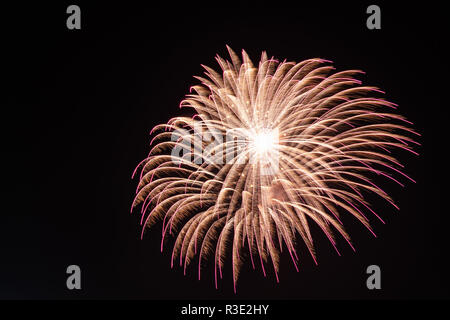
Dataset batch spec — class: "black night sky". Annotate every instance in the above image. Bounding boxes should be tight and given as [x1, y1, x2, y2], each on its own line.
[2, 1, 449, 301]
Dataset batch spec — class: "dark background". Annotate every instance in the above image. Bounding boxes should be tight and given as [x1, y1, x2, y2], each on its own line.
[1, 1, 449, 299]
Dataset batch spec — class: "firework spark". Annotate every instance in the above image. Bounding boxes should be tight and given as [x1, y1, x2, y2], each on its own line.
[131, 46, 419, 292]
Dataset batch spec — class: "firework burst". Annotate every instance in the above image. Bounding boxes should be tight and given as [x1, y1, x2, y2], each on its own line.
[131, 46, 419, 292]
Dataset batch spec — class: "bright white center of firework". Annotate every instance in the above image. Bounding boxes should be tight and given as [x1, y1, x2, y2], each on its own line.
[252, 129, 278, 154]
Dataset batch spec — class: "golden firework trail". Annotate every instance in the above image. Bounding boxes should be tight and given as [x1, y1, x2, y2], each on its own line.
[131, 46, 419, 292]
